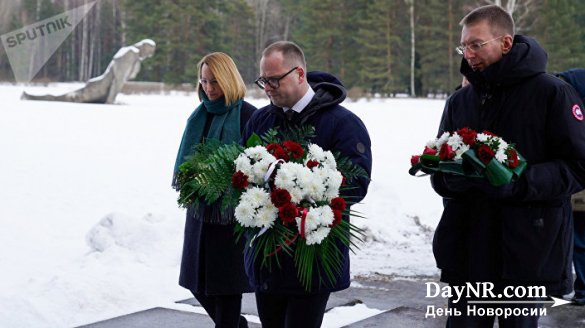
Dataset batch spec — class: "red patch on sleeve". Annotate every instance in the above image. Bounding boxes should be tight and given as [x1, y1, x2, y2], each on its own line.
[573, 104, 584, 121]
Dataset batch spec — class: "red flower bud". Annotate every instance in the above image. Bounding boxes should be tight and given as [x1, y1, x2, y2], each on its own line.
[456, 127, 477, 146]
[271, 188, 292, 207]
[330, 197, 347, 212]
[283, 140, 305, 159]
[279, 203, 299, 225]
[423, 146, 437, 156]
[507, 149, 520, 168]
[307, 160, 320, 169]
[231, 171, 249, 190]
[411, 155, 421, 166]
[439, 143, 456, 161]
[477, 144, 495, 165]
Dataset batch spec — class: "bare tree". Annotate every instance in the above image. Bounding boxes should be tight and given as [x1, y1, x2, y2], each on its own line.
[405, 0, 416, 97]
[476, 0, 541, 33]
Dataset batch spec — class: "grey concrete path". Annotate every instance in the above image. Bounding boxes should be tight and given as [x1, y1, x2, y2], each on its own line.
[78, 276, 585, 327]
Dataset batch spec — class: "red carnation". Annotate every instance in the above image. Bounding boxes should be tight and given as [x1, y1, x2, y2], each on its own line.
[330, 197, 347, 212]
[507, 148, 520, 168]
[307, 159, 320, 169]
[271, 188, 292, 207]
[482, 130, 496, 136]
[423, 146, 437, 156]
[439, 143, 456, 161]
[477, 144, 495, 165]
[267, 143, 289, 161]
[410, 155, 421, 166]
[457, 127, 477, 146]
[331, 209, 343, 227]
[279, 203, 299, 225]
[283, 140, 305, 159]
[231, 171, 249, 190]
[341, 174, 347, 186]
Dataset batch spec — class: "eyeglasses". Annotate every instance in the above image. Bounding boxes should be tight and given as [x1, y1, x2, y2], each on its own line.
[254, 67, 298, 89]
[455, 36, 503, 55]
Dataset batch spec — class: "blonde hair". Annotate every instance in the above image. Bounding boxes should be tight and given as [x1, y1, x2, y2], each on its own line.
[197, 52, 246, 106]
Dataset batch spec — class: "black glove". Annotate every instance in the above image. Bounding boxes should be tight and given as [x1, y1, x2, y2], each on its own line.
[473, 175, 527, 200]
[441, 173, 476, 193]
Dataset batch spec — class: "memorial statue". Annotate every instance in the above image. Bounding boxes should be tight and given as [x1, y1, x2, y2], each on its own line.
[22, 39, 156, 104]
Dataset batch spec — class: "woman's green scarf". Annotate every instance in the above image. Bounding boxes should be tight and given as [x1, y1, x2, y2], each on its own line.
[172, 94, 242, 224]
[173, 94, 242, 177]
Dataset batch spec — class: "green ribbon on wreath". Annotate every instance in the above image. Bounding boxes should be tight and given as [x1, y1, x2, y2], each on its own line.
[409, 149, 526, 186]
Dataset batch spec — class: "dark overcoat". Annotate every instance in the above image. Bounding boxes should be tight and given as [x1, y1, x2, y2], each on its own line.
[179, 101, 256, 295]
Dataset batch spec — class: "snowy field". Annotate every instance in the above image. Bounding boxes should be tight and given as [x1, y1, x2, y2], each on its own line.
[0, 83, 445, 327]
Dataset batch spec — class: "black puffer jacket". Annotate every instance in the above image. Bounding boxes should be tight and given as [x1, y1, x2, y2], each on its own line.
[432, 35, 585, 295]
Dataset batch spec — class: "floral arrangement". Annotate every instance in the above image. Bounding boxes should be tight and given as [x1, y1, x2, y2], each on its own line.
[409, 127, 526, 186]
[175, 126, 367, 290]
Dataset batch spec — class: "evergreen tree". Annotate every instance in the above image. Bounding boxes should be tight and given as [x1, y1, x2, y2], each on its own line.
[356, 0, 408, 96]
[417, 0, 459, 95]
[532, 0, 585, 73]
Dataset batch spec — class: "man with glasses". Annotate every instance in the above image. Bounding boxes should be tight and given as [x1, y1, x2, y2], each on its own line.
[431, 5, 585, 327]
[242, 41, 372, 328]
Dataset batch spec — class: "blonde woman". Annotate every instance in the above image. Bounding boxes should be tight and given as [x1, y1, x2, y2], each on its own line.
[173, 52, 255, 328]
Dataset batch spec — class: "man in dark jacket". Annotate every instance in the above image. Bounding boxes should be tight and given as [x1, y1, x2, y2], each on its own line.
[557, 68, 585, 306]
[432, 5, 585, 327]
[242, 41, 372, 328]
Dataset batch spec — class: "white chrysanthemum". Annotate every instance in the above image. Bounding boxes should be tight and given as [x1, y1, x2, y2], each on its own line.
[289, 187, 304, 204]
[299, 206, 334, 232]
[274, 162, 313, 202]
[436, 132, 450, 148]
[454, 144, 470, 160]
[315, 205, 335, 226]
[251, 160, 271, 184]
[322, 151, 337, 169]
[274, 168, 295, 191]
[235, 155, 253, 177]
[245, 146, 276, 162]
[296, 167, 314, 188]
[315, 168, 342, 201]
[447, 133, 464, 150]
[305, 226, 331, 245]
[308, 144, 325, 160]
[236, 147, 277, 185]
[495, 148, 507, 163]
[234, 202, 256, 227]
[256, 203, 278, 228]
[306, 177, 326, 200]
[307, 144, 337, 169]
[426, 138, 437, 149]
[240, 187, 270, 209]
[497, 139, 508, 152]
[477, 133, 489, 143]
[299, 210, 319, 232]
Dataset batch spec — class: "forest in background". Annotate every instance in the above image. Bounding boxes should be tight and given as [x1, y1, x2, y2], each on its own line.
[0, 0, 584, 97]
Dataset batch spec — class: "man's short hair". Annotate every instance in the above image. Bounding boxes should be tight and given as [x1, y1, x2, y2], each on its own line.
[460, 5, 515, 37]
[262, 41, 307, 70]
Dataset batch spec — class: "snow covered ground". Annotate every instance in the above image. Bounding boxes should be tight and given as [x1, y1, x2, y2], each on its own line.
[0, 83, 445, 327]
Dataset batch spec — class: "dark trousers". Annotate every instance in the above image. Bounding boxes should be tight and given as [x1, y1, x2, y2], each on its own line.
[574, 212, 585, 300]
[445, 286, 541, 328]
[193, 292, 248, 328]
[255, 292, 330, 328]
